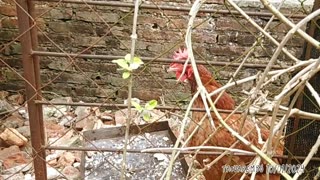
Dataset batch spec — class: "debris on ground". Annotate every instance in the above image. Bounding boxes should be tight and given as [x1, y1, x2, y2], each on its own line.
[0, 128, 28, 146]
[0, 92, 184, 179]
[84, 131, 186, 179]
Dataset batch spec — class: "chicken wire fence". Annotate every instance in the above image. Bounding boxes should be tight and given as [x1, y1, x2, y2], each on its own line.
[0, 0, 319, 179]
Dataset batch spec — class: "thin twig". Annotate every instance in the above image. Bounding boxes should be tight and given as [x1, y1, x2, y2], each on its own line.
[208, 59, 315, 98]
[253, 8, 320, 101]
[121, 0, 141, 179]
[226, 0, 299, 62]
[143, 146, 255, 154]
[260, 0, 320, 49]
[165, 0, 210, 179]
[163, 89, 201, 179]
[306, 82, 320, 108]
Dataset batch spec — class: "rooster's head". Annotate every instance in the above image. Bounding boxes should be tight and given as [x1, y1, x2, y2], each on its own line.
[167, 48, 193, 83]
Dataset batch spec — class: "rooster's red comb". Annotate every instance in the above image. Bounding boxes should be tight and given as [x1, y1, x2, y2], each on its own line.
[173, 48, 188, 60]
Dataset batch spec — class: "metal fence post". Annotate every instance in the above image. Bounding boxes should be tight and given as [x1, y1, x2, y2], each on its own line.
[16, 0, 47, 179]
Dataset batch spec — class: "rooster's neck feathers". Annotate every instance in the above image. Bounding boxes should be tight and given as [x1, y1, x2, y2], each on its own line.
[188, 65, 235, 110]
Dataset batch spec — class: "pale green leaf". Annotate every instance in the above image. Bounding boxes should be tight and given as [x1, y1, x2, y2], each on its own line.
[131, 101, 143, 112]
[133, 57, 143, 65]
[124, 54, 131, 62]
[142, 112, 151, 121]
[145, 100, 158, 110]
[112, 59, 129, 70]
[122, 72, 131, 79]
[130, 57, 144, 69]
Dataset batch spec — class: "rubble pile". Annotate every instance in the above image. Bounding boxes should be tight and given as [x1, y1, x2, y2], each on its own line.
[0, 91, 181, 179]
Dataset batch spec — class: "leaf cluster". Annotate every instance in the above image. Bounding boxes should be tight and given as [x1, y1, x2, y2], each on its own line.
[112, 54, 144, 79]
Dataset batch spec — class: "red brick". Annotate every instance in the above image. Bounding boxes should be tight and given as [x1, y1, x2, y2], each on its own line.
[206, 0, 224, 4]
[118, 89, 162, 101]
[3, 152, 31, 169]
[216, 17, 258, 32]
[193, 31, 218, 44]
[0, 5, 17, 17]
[208, 45, 248, 56]
[1, 17, 18, 28]
[168, 18, 188, 29]
[138, 30, 181, 41]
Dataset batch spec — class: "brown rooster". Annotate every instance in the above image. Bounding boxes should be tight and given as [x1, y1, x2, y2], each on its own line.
[168, 48, 282, 180]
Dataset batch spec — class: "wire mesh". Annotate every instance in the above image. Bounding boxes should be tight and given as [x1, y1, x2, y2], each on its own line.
[0, 0, 319, 179]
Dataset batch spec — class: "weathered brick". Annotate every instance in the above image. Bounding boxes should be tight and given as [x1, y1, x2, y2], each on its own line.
[118, 89, 162, 101]
[194, 18, 216, 30]
[47, 59, 76, 72]
[138, 30, 182, 41]
[167, 18, 188, 29]
[44, 71, 91, 84]
[42, 34, 72, 44]
[0, 1, 306, 106]
[75, 36, 106, 47]
[47, 21, 94, 34]
[120, 40, 147, 50]
[0, 5, 16, 17]
[1, 43, 21, 55]
[43, 83, 75, 97]
[68, 21, 95, 35]
[1, 0, 15, 4]
[132, 77, 166, 89]
[0, 81, 25, 91]
[269, 21, 306, 33]
[48, 8, 73, 20]
[253, 46, 275, 58]
[265, 34, 305, 47]
[74, 87, 114, 97]
[47, 21, 69, 33]
[120, 14, 133, 25]
[164, 89, 190, 102]
[77, 61, 117, 73]
[108, 76, 127, 87]
[0, 30, 19, 41]
[288, 47, 303, 58]
[206, 0, 224, 4]
[216, 17, 258, 32]
[217, 34, 229, 45]
[218, 33, 256, 45]
[138, 16, 168, 29]
[0, 57, 22, 68]
[9, 43, 21, 55]
[96, 26, 129, 37]
[0, 68, 22, 81]
[193, 31, 217, 44]
[1, 17, 18, 29]
[35, 18, 47, 30]
[208, 45, 248, 56]
[237, 34, 256, 45]
[75, 11, 119, 23]
[95, 88, 115, 98]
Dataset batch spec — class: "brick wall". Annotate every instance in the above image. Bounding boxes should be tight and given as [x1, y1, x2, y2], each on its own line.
[0, 0, 309, 104]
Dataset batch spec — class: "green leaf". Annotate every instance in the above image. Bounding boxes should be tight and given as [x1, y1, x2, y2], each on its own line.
[131, 101, 143, 112]
[133, 57, 143, 64]
[142, 112, 151, 121]
[112, 59, 129, 70]
[145, 100, 158, 110]
[130, 57, 144, 70]
[122, 72, 131, 79]
[124, 54, 131, 62]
